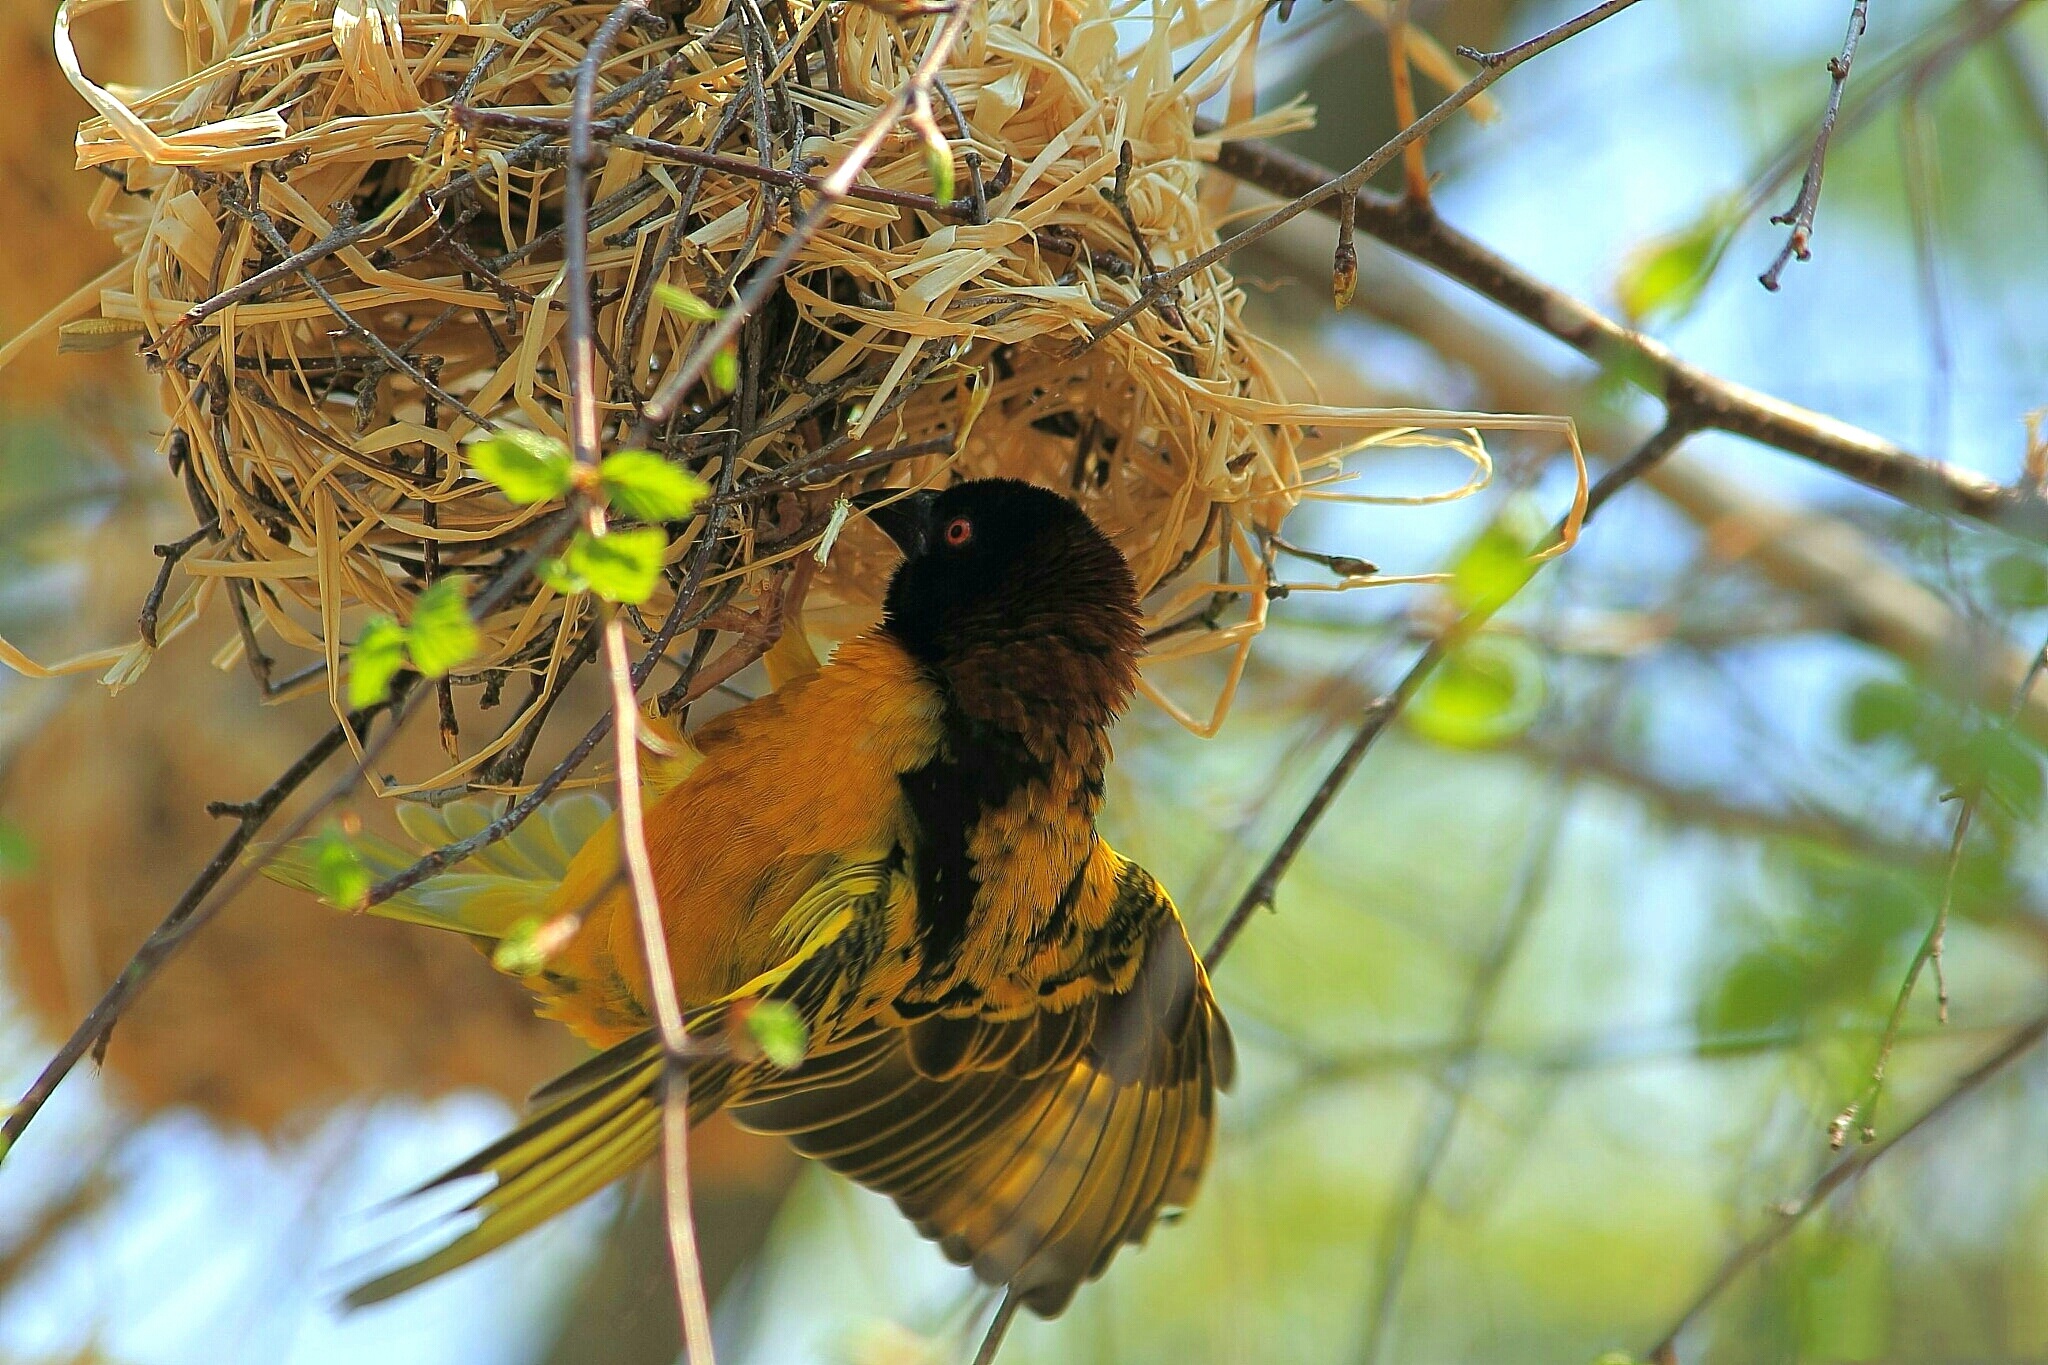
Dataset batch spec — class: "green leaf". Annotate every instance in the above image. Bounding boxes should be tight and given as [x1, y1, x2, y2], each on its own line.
[407, 578, 481, 679]
[0, 819, 35, 877]
[1406, 636, 1546, 749]
[539, 555, 588, 596]
[654, 281, 721, 323]
[599, 450, 710, 523]
[744, 1000, 809, 1069]
[1449, 501, 1546, 612]
[924, 137, 955, 206]
[709, 345, 739, 394]
[348, 615, 411, 710]
[1616, 203, 1732, 325]
[1798, 1235, 1891, 1362]
[1699, 944, 1815, 1043]
[467, 428, 573, 504]
[564, 527, 668, 604]
[1844, 679, 1922, 745]
[307, 821, 372, 910]
[492, 916, 551, 976]
[1987, 552, 2048, 609]
[1953, 726, 2045, 822]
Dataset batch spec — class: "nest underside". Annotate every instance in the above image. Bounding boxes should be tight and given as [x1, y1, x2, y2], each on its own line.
[48, 0, 1495, 789]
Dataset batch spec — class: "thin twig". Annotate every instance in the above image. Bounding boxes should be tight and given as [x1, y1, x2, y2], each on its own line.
[0, 692, 406, 1157]
[452, 114, 983, 222]
[208, 179, 490, 428]
[3, 489, 583, 1152]
[1829, 634, 2048, 1148]
[563, 4, 718, 1356]
[138, 519, 218, 646]
[1360, 783, 1571, 1363]
[171, 215, 377, 331]
[712, 435, 956, 504]
[1759, 0, 1871, 291]
[605, 605, 717, 1360]
[1645, 1010, 2048, 1362]
[972, 1290, 1021, 1365]
[1105, 140, 1189, 336]
[1990, 9, 2048, 185]
[1080, 0, 1650, 353]
[1202, 416, 1695, 969]
[636, 1, 980, 436]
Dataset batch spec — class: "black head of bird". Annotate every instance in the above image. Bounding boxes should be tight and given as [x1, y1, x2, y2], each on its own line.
[856, 479, 1144, 731]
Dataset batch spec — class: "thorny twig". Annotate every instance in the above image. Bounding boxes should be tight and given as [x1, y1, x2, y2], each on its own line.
[1759, 0, 1871, 291]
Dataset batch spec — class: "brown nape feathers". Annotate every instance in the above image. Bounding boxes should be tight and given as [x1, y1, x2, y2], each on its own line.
[305, 478, 1233, 1319]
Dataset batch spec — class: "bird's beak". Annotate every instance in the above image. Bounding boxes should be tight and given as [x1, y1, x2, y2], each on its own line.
[851, 488, 939, 558]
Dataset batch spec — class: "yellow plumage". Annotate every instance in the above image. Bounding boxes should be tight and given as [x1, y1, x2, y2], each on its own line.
[271, 480, 1234, 1317]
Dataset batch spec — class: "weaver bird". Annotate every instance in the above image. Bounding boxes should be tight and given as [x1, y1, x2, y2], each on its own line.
[275, 478, 1233, 1316]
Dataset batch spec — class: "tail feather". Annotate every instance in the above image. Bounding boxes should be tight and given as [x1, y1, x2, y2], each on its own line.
[344, 1029, 737, 1308]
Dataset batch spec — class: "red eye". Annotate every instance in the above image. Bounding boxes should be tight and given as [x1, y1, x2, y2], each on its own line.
[943, 516, 973, 547]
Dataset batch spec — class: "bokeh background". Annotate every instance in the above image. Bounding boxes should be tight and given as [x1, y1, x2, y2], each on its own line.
[6, 1, 2048, 1362]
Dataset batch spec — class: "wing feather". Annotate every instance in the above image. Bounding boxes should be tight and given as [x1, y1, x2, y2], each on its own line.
[343, 860, 912, 1307]
[342, 841, 1230, 1321]
[729, 907, 1229, 1316]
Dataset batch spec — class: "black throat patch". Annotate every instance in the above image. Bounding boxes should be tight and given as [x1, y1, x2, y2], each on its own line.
[898, 703, 1051, 985]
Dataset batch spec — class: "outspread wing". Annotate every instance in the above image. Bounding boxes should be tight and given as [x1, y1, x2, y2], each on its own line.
[343, 854, 1233, 1320]
[731, 905, 1233, 1316]
[342, 857, 916, 1306]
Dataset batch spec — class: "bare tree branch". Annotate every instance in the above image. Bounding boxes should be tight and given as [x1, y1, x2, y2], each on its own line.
[0, 689, 410, 1156]
[1359, 785, 1572, 1362]
[1206, 133, 2048, 542]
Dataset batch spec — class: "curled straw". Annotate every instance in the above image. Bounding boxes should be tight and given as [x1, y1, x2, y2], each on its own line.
[3, 0, 1581, 772]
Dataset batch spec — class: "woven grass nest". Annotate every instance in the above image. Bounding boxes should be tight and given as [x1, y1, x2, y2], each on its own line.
[49, 0, 1513, 786]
